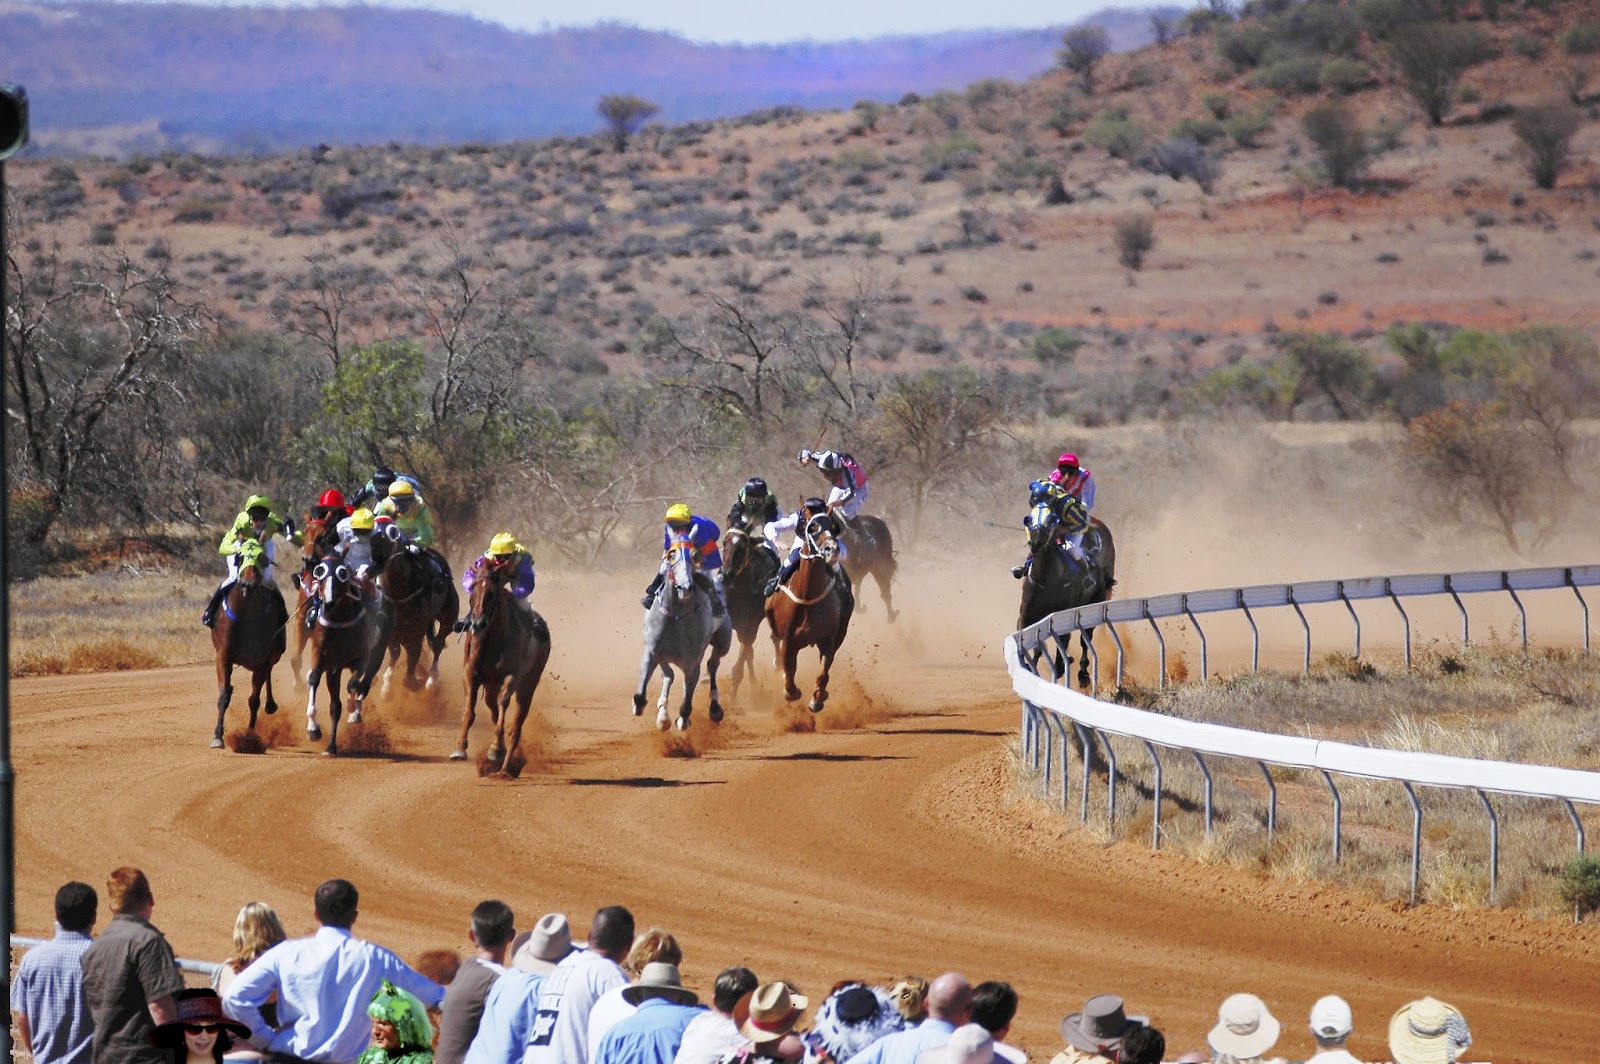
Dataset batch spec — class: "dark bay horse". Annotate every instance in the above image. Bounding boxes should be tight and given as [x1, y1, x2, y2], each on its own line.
[303, 554, 394, 756]
[290, 515, 338, 681]
[765, 514, 854, 712]
[633, 541, 732, 731]
[211, 540, 287, 748]
[1017, 507, 1117, 689]
[719, 525, 779, 698]
[370, 528, 459, 692]
[837, 513, 897, 622]
[455, 564, 552, 776]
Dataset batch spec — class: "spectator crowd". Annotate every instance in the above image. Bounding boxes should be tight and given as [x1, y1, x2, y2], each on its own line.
[11, 870, 1478, 1064]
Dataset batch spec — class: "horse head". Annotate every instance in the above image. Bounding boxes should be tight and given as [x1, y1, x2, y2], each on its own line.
[663, 537, 698, 610]
[803, 514, 840, 566]
[467, 562, 510, 634]
[1025, 502, 1060, 559]
[720, 527, 753, 576]
[310, 555, 358, 611]
[235, 539, 267, 589]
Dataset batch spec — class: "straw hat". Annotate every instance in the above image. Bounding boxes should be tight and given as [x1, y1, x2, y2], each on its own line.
[620, 962, 699, 1007]
[1208, 993, 1280, 1060]
[1388, 997, 1471, 1064]
[740, 982, 809, 1045]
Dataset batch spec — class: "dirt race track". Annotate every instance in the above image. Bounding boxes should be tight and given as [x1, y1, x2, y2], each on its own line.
[13, 563, 1600, 1064]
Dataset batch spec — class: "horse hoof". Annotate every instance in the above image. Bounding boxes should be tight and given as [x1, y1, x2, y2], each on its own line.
[324, 747, 339, 758]
[347, 707, 362, 725]
[785, 688, 802, 703]
[676, 715, 690, 731]
[210, 737, 225, 749]
[308, 723, 323, 742]
[887, 610, 900, 623]
[655, 710, 670, 731]
[449, 749, 467, 761]
[808, 700, 825, 714]
[631, 700, 645, 718]
[709, 702, 724, 724]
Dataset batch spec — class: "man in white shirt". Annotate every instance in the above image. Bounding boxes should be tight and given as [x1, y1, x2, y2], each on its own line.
[586, 929, 681, 1061]
[1305, 996, 1361, 1064]
[672, 966, 757, 1064]
[522, 905, 634, 1064]
[222, 879, 443, 1064]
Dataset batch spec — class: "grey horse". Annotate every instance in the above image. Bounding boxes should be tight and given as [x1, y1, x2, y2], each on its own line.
[632, 542, 734, 730]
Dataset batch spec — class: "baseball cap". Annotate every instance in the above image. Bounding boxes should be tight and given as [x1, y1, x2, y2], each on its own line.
[1310, 996, 1353, 1039]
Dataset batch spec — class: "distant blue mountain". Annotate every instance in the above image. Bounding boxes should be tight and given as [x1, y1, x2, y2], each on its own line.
[2, 2, 1179, 154]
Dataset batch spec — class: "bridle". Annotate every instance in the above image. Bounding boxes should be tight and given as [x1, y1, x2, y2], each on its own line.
[310, 558, 366, 628]
[774, 515, 841, 605]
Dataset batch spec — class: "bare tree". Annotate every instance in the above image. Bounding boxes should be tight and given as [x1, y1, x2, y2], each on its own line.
[641, 290, 796, 429]
[1388, 22, 1487, 126]
[271, 250, 385, 375]
[1511, 98, 1582, 190]
[1059, 25, 1112, 94]
[597, 94, 661, 153]
[791, 274, 891, 419]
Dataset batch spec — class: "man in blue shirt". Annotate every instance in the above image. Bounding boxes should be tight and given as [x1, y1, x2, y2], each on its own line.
[848, 973, 972, 1064]
[222, 879, 444, 1064]
[10, 881, 98, 1064]
[594, 963, 704, 1064]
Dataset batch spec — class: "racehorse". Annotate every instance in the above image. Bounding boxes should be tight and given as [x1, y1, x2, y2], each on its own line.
[719, 525, 779, 698]
[455, 564, 552, 775]
[370, 527, 459, 691]
[836, 513, 898, 622]
[632, 540, 733, 731]
[290, 515, 338, 681]
[303, 554, 394, 756]
[211, 539, 287, 748]
[1017, 507, 1117, 689]
[765, 513, 854, 712]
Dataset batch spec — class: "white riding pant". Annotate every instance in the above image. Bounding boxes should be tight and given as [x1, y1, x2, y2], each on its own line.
[827, 483, 868, 519]
[1064, 531, 1086, 559]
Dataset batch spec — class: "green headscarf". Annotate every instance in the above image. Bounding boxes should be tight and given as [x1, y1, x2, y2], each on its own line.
[360, 980, 433, 1059]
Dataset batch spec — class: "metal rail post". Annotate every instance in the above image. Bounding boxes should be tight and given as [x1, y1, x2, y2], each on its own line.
[1041, 712, 1055, 800]
[1145, 740, 1164, 850]
[1503, 575, 1527, 654]
[1478, 790, 1499, 906]
[1565, 799, 1585, 854]
[1289, 586, 1311, 675]
[1193, 752, 1214, 837]
[1446, 574, 1469, 645]
[1075, 723, 1094, 825]
[1145, 603, 1167, 689]
[1238, 591, 1260, 673]
[1050, 715, 1071, 810]
[1102, 732, 1119, 830]
[1404, 782, 1422, 905]
[1182, 594, 1208, 680]
[1321, 769, 1342, 864]
[1259, 762, 1277, 842]
[1338, 580, 1361, 659]
[1106, 621, 1126, 691]
[1566, 569, 1591, 654]
[1387, 578, 1413, 670]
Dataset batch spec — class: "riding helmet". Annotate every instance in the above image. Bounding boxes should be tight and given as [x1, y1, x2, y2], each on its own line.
[349, 508, 376, 531]
[1057, 452, 1079, 470]
[319, 488, 347, 510]
[803, 496, 827, 513]
[742, 477, 769, 499]
[664, 503, 693, 525]
[489, 532, 521, 556]
[245, 493, 272, 514]
[387, 480, 416, 497]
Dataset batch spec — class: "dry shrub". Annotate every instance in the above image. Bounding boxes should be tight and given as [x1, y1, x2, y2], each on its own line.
[67, 639, 162, 672]
[334, 716, 394, 758]
[11, 652, 67, 678]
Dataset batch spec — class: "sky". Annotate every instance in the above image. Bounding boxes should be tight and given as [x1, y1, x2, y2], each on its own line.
[133, 0, 1167, 43]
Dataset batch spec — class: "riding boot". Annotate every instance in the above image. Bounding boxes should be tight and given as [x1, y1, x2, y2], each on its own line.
[764, 558, 798, 599]
[641, 571, 664, 609]
[694, 572, 725, 618]
[201, 582, 229, 628]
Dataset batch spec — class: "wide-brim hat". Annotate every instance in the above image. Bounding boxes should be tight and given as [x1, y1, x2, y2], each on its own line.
[1389, 997, 1470, 1064]
[1061, 994, 1148, 1054]
[1209, 993, 1280, 1060]
[809, 984, 905, 1061]
[621, 962, 699, 1006]
[916, 1024, 995, 1064]
[740, 982, 810, 1045]
[150, 989, 250, 1044]
[511, 913, 577, 975]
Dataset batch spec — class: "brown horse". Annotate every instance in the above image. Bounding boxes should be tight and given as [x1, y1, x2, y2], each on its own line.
[290, 515, 338, 681]
[719, 525, 779, 698]
[211, 540, 287, 748]
[370, 529, 459, 691]
[303, 553, 394, 756]
[764, 513, 854, 712]
[1017, 508, 1117, 689]
[455, 563, 551, 776]
[837, 513, 898, 622]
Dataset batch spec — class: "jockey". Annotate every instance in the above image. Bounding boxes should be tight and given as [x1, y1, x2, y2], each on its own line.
[201, 494, 300, 628]
[1048, 452, 1096, 513]
[309, 488, 351, 525]
[462, 533, 537, 616]
[1012, 481, 1091, 580]
[726, 477, 781, 534]
[332, 507, 379, 579]
[374, 479, 436, 548]
[641, 503, 725, 617]
[762, 497, 854, 611]
[348, 464, 423, 510]
[799, 447, 877, 552]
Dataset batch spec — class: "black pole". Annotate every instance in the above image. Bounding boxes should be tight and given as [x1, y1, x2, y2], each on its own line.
[1, 154, 14, 1064]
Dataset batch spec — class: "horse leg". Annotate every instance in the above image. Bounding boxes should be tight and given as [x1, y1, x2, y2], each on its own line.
[428, 592, 458, 689]
[305, 663, 324, 742]
[1077, 625, 1094, 689]
[876, 566, 899, 623]
[632, 651, 656, 718]
[247, 667, 264, 734]
[783, 637, 803, 703]
[214, 655, 232, 749]
[656, 665, 676, 731]
[325, 669, 343, 757]
[504, 639, 549, 779]
[809, 642, 836, 714]
[454, 674, 481, 761]
[402, 632, 424, 691]
[706, 648, 724, 725]
[262, 657, 278, 717]
[677, 659, 701, 731]
[484, 677, 508, 772]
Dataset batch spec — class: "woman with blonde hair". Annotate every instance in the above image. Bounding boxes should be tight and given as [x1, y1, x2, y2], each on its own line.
[214, 903, 287, 991]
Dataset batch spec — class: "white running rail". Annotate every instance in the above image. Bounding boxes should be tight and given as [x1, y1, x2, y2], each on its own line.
[1005, 564, 1600, 904]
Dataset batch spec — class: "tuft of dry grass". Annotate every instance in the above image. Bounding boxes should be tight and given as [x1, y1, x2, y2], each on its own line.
[10, 571, 222, 677]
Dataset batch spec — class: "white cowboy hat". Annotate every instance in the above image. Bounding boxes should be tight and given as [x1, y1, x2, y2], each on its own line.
[620, 962, 699, 1007]
[511, 913, 577, 975]
[1389, 997, 1470, 1064]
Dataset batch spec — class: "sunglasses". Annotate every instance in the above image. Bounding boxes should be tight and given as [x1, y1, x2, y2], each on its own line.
[183, 1024, 224, 1034]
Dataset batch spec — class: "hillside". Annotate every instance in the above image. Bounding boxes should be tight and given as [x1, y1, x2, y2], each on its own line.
[0, 1, 1177, 154]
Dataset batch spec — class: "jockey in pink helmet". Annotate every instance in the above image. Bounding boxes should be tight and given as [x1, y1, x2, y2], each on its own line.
[1049, 452, 1096, 512]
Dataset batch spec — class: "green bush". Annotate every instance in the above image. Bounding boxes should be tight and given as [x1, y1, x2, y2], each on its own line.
[1303, 101, 1369, 188]
[1511, 33, 1545, 60]
[1563, 22, 1600, 56]
[1355, 0, 1434, 40]
[1114, 214, 1156, 270]
[1557, 853, 1600, 920]
[1282, 3, 1361, 54]
[1250, 55, 1324, 95]
[1224, 109, 1274, 148]
[1320, 57, 1375, 95]
[1216, 23, 1274, 69]
[1203, 92, 1234, 119]
[1029, 327, 1086, 365]
[1512, 98, 1582, 189]
[1086, 107, 1149, 161]
[1171, 115, 1229, 145]
[1045, 91, 1089, 136]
